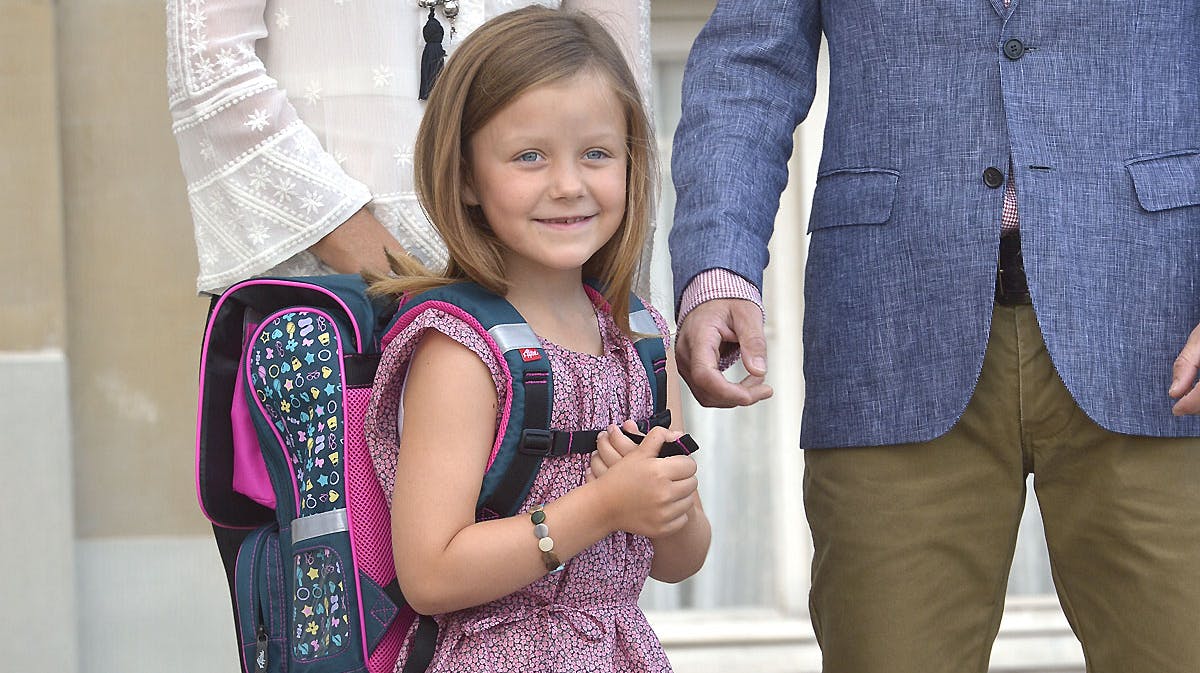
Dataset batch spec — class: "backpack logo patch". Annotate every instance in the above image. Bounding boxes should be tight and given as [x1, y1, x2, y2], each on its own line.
[520, 348, 541, 362]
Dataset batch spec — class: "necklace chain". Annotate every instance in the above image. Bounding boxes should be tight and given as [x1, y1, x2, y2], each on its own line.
[417, 0, 459, 19]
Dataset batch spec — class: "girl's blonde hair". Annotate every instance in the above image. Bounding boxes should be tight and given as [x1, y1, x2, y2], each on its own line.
[369, 6, 657, 335]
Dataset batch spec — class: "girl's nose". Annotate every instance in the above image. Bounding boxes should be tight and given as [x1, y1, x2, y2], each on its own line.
[549, 163, 586, 199]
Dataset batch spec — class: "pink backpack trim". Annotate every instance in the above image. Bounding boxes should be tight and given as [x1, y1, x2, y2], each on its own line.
[385, 300, 514, 472]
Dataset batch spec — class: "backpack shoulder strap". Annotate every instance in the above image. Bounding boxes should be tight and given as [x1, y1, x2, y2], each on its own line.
[626, 293, 671, 425]
[390, 282, 553, 520]
[579, 278, 669, 421]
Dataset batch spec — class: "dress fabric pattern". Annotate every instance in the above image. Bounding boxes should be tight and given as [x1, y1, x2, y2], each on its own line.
[365, 289, 673, 673]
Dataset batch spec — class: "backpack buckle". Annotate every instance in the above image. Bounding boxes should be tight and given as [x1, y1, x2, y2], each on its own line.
[637, 410, 672, 434]
[519, 429, 555, 456]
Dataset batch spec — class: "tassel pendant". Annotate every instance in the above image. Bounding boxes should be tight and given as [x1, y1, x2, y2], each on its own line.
[418, 7, 446, 100]
[417, 0, 457, 100]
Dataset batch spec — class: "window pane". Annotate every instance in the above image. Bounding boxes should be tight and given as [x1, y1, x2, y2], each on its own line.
[641, 60, 783, 612]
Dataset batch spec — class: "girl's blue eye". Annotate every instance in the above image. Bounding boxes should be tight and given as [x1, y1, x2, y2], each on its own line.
[517, 151, 541, 162]
[584, 149, 609, 160]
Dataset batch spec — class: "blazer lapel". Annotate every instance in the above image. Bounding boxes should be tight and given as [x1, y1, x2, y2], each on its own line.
[989, 0, 1016, 18]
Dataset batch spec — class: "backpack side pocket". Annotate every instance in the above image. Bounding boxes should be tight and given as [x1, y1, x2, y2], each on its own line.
[290, 537, 354, 662]
[236, 524, 287, 673]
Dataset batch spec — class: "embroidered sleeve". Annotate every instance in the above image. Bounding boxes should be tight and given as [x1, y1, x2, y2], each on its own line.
[166, 0, 371, 293]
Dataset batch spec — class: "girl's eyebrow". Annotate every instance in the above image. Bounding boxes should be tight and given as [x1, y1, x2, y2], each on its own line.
[496, 130, 624, 146]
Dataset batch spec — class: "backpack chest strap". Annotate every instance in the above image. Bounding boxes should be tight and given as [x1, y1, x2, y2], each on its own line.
[518, 409, 671, 457]
[517, 410, 699, 458]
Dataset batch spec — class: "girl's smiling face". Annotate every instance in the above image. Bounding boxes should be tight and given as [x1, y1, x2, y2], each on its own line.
[464, 69, 628, 284]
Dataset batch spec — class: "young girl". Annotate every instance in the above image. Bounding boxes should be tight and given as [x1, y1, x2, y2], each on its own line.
[364, 6, 711, 672]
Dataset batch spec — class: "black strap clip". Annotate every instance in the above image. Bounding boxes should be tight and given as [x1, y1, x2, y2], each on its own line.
[519, 429, 556, 456]
[637, 409, 672, 434]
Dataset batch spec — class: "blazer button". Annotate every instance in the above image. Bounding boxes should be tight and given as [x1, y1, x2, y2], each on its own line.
[1003, 38, 1026, 60]
[983, 167, 1005, 188]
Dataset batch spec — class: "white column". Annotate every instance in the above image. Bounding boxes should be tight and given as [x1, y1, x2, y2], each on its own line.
[3, 353, 78, 673]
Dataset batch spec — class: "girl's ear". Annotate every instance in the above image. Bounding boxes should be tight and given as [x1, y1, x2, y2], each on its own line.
[461, 159, 480, 206]
[463, 180, 480, 207]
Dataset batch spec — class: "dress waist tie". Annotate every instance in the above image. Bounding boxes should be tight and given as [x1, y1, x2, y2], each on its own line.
[462, 603, 620, 642]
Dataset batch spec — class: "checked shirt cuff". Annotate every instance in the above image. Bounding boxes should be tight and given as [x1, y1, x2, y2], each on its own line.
[677, 269, 765, 372]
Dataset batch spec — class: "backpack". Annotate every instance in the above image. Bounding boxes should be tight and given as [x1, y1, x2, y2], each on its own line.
[195, 274, 694, 673]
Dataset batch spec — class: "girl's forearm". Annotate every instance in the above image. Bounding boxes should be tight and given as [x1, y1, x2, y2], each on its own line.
[398, 480, 617, 615]
[648, 500, 711, 584]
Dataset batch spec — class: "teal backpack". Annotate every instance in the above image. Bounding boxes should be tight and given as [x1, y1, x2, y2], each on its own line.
[195, 274, 696, 673]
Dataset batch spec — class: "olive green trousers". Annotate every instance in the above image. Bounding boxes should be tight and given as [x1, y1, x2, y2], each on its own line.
[804, 302, 1200, 673]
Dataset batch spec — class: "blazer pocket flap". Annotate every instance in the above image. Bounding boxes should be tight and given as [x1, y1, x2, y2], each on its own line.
[809, 169, 899, 232]
[1126, 151, 1200, 212]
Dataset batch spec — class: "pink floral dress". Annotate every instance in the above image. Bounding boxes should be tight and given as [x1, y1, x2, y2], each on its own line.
[366, 288, 673, 673]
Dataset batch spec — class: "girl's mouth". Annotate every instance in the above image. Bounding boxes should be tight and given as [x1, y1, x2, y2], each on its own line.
[537, 215, 594, 225]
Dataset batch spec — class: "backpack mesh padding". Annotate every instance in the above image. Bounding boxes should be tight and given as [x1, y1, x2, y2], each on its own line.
[344, 387, 393, 581]
[344, 386, 406, 670]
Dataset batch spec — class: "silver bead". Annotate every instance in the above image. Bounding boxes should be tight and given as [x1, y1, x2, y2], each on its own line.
[443, 0, 459, 18]
[417, 0, 439, 8]
[533, 523, 550, 538]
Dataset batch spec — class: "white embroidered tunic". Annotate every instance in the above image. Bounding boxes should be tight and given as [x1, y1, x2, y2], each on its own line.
[167, 0, 651, 293]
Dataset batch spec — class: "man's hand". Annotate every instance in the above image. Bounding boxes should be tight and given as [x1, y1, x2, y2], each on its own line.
[675, 298, 773, 408]
[1170, 322, 1200, 415]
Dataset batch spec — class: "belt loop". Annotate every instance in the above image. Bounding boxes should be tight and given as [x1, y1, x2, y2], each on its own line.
[995, 232, 1030, 305]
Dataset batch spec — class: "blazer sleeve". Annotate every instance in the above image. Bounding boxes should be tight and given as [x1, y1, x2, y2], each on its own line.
[668, 0, 822, 309]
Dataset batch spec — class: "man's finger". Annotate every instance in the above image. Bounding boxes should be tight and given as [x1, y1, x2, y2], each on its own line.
[1173, 383, 1200, 416]
[683, 366, 744, 408]
[1171, 324, 1200, 398]
[729, 301, 768, 377]
[1170, 361, 1199, 400]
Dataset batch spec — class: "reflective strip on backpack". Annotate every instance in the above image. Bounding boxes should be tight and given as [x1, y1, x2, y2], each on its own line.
[292, 509, 349, 544]
[488, 323, 541, 353]
[628, 309, 658, 339]
[491, 311, 658, 349]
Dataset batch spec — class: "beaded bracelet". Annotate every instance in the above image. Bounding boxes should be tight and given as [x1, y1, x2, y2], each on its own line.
[529, 505, 564, 574]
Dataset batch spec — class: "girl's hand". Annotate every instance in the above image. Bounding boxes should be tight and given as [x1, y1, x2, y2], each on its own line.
[592, 424, 699, 539]
[586, 419, 656, 482]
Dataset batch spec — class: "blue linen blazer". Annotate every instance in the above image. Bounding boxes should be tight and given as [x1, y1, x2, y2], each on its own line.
[670, 0, 1200, 449]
